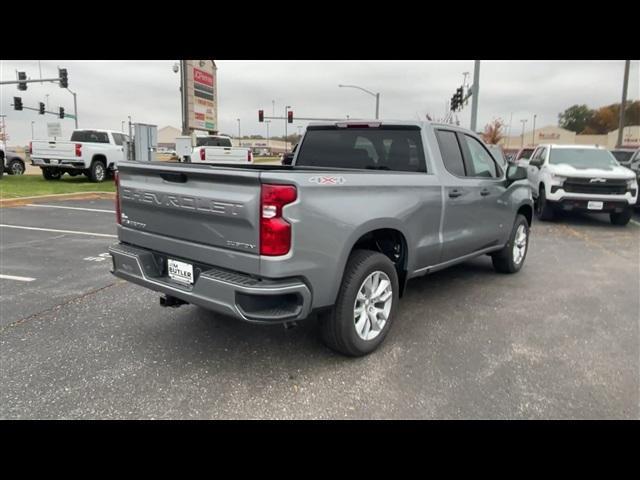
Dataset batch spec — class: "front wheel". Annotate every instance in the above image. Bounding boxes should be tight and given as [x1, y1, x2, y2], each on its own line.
[492, 214, 530, 274]
[319, 250, 399, 357]
[42, 167, 62, 180]
[8, 160, 25, 175]
[88, 160, 106, 182]
[610, 209, 632, 226]
[535, 186, 555, 221]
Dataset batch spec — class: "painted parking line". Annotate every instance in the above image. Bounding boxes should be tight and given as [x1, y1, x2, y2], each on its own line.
[0, 224, 117, 238]
[0, 274, 36, 282]
[26, 204, 115, 214]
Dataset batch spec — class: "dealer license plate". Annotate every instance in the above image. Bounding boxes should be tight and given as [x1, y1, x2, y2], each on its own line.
[167, 259, 194, 285]
[587, 201, 603, 210]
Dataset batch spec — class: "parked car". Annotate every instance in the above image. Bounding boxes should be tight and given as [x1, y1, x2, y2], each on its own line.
[30, 129, 129, 182]
[609, 148, 638, 167]
[525, 144, 637, 225]
[1, 147, 26, 175]
[628, 150, 640, 208]
[109, 120, 533, 356]
[281, 144, 297, 165]
[514, 147, 536, 167]
[184, 135, 253, 164]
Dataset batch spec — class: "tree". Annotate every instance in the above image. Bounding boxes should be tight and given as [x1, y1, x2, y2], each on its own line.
[558, 104, 593, 133]
[482, 118, 506, 144]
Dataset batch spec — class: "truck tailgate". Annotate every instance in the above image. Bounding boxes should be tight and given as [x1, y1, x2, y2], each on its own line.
[117, 162, 262, 273]
[31, 140, 76, 159]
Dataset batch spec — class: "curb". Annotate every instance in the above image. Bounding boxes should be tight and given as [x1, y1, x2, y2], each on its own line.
[0, 191, 116, 208]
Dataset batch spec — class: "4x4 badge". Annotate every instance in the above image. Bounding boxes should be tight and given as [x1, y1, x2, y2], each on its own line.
[308, 175, 346, 185]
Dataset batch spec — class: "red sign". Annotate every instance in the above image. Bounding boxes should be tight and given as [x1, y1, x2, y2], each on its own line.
[194, 68, 213, 87]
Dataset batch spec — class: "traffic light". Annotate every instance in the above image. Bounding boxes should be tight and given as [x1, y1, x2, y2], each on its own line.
[59, 107, 65, 119]
[451, 94, 457, 111]
[18, 72, 27, 91]
[258, 109, 264, 122]
[39, 102, 45, 115]
[13, 97, 23, 111]
[59, 68, 68, 88]
[287, 111, 293, 123]
[456, 87, 463, 106]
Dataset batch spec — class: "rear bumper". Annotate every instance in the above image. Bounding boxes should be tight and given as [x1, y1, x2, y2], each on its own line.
[31, 158, 86, 169]
[108, 242, 312, 324]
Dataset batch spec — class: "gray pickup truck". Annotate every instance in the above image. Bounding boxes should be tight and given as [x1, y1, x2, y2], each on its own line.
[109, 120, 533, 356]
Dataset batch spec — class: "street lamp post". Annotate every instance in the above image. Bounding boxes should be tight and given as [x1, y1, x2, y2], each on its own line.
[45, 94, 49, 111]
[520, 119, 528, 148]
[31, 121, 35, 139]
[532, 114, 537, 146]
[338, 84, 380, 119]
[65, 88, 79, 128]
[265, 120, 271, 151]
[237, 118, 241, 146]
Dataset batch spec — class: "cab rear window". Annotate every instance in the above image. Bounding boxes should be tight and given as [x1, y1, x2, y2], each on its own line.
[70, 130, 110, 144]
[296, 126, 427, 172]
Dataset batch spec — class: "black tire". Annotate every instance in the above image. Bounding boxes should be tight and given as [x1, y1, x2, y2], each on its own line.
[610, 208, 632, 226]
[88, 160, 107, 182]
[491, 214, 530, 274]
[319, 250, 399, 357]
[42, 167, 62, 180]
[8, 160, 25, 175]
[535, 186, 555, 221]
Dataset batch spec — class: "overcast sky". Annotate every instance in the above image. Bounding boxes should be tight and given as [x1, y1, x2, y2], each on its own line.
[1, 60, 638, 145]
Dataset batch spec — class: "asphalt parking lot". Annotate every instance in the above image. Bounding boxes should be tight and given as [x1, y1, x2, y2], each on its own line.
[1, 199, 638, 419]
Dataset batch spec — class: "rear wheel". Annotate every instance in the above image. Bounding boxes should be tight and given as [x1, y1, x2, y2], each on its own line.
[535, 186, 555, 221]
[319, 250, 399, 357]
[492, 214, 530, 274]
[88, 160, 106, 182]
[42, 167, 62, 180]
[610, 208, 632, 226]
[8, 160, 25, 175]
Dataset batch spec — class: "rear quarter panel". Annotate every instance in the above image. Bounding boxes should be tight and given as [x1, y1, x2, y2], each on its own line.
[260, 169, 443, 308]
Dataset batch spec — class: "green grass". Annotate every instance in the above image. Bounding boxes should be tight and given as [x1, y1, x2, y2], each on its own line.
[0, 174, 115, 199]
[253, 156, 282, 164]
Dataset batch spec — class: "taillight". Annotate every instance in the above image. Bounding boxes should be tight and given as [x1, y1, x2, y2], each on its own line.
[114, 171, 122, 225]
[29, 142, 32, 154]
[247, 150, 253, 162]
[75, 143, 82, 157]
[260, 184, 297, 256]
[200, 148, 205, 161]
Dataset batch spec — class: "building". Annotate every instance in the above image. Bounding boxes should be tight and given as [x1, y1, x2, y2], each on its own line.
[157, 126, 181, 150]
[500, 125, 640, 150]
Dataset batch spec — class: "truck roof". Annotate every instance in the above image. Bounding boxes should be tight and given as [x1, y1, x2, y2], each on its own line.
[73, 128, 123, 134]
[537, 144, 605, 149]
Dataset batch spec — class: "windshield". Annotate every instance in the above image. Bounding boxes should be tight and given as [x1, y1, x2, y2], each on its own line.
[517, 148, 534, 160]
[549, 148, 619, 168]
[296, 126, 427, 172]
[611, 150, 635, 164]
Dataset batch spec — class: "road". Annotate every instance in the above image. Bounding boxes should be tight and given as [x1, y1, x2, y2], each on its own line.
[1, 200, 638, 419]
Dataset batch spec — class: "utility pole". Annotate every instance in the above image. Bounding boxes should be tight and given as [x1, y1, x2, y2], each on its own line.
[616, 60, 631, 148]
[520, 119, 528, 148]
[237, 118, 241, 145]
[31, 121, 35, 140]
[284, 106, 292, 153]
[470, 60, 481, 132]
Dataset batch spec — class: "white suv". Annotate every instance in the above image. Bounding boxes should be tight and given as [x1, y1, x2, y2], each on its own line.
[524, 144, 638, 225]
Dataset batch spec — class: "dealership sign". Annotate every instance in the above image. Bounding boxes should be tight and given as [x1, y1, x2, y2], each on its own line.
[186, 60, 217, 132]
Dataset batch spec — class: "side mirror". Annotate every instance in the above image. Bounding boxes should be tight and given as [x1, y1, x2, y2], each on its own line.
[507, 165, 527, 183]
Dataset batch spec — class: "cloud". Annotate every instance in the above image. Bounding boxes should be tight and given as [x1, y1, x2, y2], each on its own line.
[1, 60, 637, 145]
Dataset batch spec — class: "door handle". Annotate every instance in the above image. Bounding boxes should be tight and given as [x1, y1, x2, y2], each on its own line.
[480, 189, 491, 196]
[448, 189, 463, 198]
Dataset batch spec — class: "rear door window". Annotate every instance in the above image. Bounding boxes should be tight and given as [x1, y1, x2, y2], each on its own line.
[112, 133, 124, 145]
[462, 135, 499, 178]
[435, 129, 466, 177]
[70, 130, 110, 144]
[296, 126, 427, 172]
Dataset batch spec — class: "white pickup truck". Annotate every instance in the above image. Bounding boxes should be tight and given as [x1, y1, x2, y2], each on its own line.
[30, 129, 129, 182]
[184, 135, 253, 164]
[524, 144, 638, 225]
